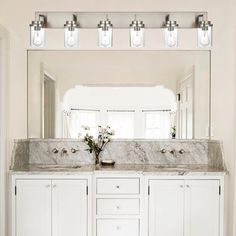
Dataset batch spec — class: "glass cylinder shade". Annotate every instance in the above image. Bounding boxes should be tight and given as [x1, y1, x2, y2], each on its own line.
[30, 22, 45, 48]
[64, 27, 79, 48]
[198, 26, 212, 48]
[164, 28, 178, 48]
[130, 27, 144, 48]
[98, 27, 112, 48]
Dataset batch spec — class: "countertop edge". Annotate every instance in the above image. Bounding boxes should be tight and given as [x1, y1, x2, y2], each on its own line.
[9, 170, 227, 176]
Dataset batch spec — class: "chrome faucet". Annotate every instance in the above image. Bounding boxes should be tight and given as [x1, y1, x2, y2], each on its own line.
[61, 148, 68, 154]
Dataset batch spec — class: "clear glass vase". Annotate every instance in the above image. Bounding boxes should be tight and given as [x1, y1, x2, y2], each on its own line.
[94, 154, 100, 165]
[95, 155, 99, 165]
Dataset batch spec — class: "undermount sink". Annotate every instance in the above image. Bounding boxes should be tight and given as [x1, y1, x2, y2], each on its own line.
[36, 165, 81, 170]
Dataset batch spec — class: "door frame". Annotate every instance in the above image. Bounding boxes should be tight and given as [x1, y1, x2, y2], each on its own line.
[176, 68, 195, 139]
[41, 72, 56, 138]
[0, 25, 8, 236]
[40, 63, 57, 138]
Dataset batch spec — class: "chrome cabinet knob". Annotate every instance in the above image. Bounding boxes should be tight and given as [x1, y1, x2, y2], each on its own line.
[116, 185, 120, 189]
[52, 148, 59, 154]
[116, 226, 120, 230]
[186, 184, 190, 188]
[53, 184, 57, 188]
[116, 206, 120, 210]
[45, 184, 50, 188]
[180, 185, 184, 188]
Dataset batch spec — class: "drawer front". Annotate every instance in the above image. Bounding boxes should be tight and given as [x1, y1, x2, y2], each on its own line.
[96, 178, 140, 195]
[97, 219, 139, 236]
[97, 199, 140, 215]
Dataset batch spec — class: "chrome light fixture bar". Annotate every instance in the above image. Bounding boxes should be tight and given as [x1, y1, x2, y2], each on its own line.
[29, 15, 46, 47]
[164, 15, 179, 48]
[35, 12, 207, 29]
[98, 16, 113, 48]
[64, 15, 79, 48]
[197, 15, 213, 48]
[130, 15, 145, 48]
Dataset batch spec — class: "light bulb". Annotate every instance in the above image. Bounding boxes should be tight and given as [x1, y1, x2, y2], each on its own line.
[67, 36, 75, 47]
[101, 31, 110, 46]
[133, 31, 142, 47]
[64, 26, 79, 48]
[167, 31, 176, 47]
[200, 30, 210, 46]
[33, 31, 42, 46]
[67, 32, 75, 47]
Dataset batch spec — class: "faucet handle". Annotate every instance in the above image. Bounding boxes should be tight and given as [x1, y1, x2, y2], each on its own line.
[179, 149, 185, 154]
[52, 148, 59, 154]
[160, 149, 166, 154]
[71, 148, 79, 154]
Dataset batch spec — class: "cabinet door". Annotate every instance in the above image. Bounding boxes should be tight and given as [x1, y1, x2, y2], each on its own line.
[184, 180, 220, 236]
[52, 179, 87, 236]
[16, 179, 51, 236]
[149, 180, 184, 236]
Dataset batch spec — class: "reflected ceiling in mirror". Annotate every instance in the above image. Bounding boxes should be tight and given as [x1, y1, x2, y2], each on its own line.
[28, 50, 210, 139]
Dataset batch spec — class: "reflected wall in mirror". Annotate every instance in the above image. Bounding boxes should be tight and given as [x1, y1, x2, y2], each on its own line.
[28, 50, 210, 139]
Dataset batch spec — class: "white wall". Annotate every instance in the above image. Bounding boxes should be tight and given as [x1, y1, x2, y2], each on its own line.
[0, 26, 9, 236]
[0, 1, 235, 235]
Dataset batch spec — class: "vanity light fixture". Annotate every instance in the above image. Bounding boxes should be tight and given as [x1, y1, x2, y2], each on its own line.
[29, 15, 46, 47]
[163, 15, 179, 48]
[197, 15, 213, 48]
[64, 15, 79, 48]
[98, 15, 113, 48]
[130, 15, 145, 48]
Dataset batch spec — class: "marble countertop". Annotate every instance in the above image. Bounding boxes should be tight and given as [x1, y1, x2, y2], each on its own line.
[10, 164, 227, 176]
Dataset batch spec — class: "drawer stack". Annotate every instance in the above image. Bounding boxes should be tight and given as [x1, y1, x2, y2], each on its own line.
[95, 177, 141, 236]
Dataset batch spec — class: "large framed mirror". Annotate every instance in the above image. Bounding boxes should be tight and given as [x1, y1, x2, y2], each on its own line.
[28, 50, 210, 139]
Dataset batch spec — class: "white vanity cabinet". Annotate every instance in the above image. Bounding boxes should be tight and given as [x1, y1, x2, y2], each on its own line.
[11, 174, 224, 236]
[148, 179, 221, 236]
[12, 176, 90, 236]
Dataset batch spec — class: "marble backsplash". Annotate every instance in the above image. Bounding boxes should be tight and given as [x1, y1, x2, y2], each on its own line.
[11, 139, 225, 170]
